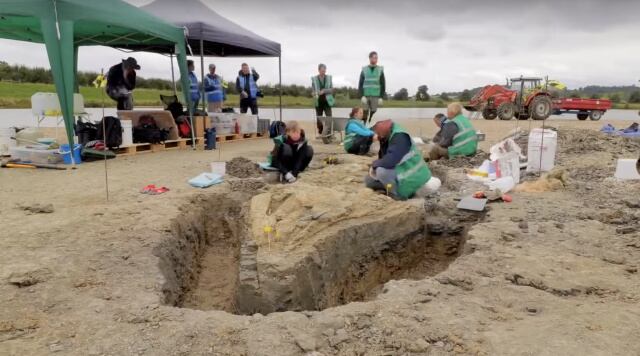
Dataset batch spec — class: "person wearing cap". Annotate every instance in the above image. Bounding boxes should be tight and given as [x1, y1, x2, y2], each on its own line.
[427, 103, 478, 161]
[358, 51, 385, 124]
[186, 60, 201, 113]
[106, 57, 139, 110]
[364, 119, 431, 200]
[204, 63, 225, 112]
[236, 63, 260, 114]
[311, 63, 335, 135]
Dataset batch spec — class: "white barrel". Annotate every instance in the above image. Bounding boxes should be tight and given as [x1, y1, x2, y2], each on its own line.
[526, 128, 557, 172]
[121, 119, 133, 146]
[0, 127, 17, 156]
[614, 159, 640, 180]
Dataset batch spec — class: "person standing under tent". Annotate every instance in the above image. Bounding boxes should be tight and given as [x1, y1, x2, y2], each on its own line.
[311, 63, 335, 135]
[186, 60, 201, 114]
[204, 64, 226, 112]
[236, 63, 260, 115]
[106, 57, 139, 110]
[358, 51, 386, 124]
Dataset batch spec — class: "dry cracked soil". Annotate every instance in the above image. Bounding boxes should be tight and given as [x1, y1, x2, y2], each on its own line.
[1, 123, 639, 356]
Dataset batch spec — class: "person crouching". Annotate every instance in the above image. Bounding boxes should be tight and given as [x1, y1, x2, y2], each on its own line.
[269, 121, 314, 183]
[344, 107, 376, 155]
[364, 119, 431, 200]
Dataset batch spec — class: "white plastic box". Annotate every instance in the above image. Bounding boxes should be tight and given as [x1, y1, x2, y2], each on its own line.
[121, 120, 133, 146]
[235, 114, 258, 134]
[0, 127, 17, 156]
[209, 113, 236, 135]
[9, 146, 63, 164]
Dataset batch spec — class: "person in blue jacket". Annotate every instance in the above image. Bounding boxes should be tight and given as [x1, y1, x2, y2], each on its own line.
[186, 60, 201, 114]
[236, 63, 260, 114]
[343, 107, 376, 155]
[204, 64, 225, 112]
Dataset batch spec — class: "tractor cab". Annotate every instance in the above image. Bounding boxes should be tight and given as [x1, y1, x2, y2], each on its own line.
[508, 77, 544, 94]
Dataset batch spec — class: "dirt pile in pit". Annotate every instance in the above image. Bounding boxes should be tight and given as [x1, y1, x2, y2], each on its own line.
[226, 157, 262, 178]
[436, 150, 490, 168]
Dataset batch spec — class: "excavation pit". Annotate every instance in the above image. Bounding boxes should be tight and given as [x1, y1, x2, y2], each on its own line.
[156, 184, 481, 315]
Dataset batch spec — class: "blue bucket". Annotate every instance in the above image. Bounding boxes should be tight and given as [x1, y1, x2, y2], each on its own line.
[59, 144, 82, 164]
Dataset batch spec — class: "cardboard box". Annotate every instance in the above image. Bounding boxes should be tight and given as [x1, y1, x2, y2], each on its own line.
[193, 116, 211, 138]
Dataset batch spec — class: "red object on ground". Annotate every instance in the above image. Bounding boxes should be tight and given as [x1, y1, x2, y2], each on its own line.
[140, 184, 170, 195]
[502, 194, 513, 203]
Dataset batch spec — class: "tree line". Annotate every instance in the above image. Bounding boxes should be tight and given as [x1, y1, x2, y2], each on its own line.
[3, 61, 640, 103]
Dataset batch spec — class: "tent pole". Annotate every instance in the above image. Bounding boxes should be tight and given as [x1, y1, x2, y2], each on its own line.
[170, 53, 176, 95]
[279, 55, 282, 122]
[200, 38, 205, 112]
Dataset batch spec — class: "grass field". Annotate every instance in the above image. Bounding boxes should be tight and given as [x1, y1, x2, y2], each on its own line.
[0, 82, 448, 109]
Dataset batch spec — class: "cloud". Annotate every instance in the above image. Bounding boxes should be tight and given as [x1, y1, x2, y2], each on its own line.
[1, 0, 640, 94]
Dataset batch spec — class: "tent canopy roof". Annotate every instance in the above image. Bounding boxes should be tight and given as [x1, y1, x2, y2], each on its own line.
[0, 0, 194, 157]
[137, 0, 281, 57]
[0, 0, 185, 47]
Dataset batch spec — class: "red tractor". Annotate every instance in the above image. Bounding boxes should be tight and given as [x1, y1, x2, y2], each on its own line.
[465, 77, 554, 120]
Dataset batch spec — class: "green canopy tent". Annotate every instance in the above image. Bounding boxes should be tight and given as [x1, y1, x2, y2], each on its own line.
[0, 0, 194, 162]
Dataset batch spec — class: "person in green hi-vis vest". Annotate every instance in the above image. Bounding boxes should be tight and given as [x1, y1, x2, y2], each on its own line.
[364, 119, 432, 200]
[427, 102, 478, 161]
[358, 51, 386, 125]
[311, 63, 335, 135]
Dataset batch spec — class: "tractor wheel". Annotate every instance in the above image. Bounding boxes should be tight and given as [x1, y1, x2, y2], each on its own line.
[482, 108, 497, 120]
[589, 110, 603, 121]
[529, 96, 552, 120]
[497, 103, 514, 120]
[577, 112, 589, 121]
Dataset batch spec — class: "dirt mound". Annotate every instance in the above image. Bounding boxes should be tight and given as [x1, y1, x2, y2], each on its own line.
[512, 127, 640, 157]
[558, 129, 640, 155]
[437, 150, 490, 168]
[226, 157, 262, 178]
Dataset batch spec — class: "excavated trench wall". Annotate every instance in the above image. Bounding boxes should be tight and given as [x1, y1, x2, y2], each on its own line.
[156, 188, 479, 315]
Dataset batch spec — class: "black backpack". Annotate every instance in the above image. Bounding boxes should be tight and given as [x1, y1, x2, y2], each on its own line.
[269, 121, 286, 138]
[133, 115, 169, 144]
[166, 101, 184, 120]
[96, 116, 123, 149]
[75, 119, 98, 145]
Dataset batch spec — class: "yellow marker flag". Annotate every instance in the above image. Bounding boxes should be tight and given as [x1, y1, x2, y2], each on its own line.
[93, 74, 107, 88]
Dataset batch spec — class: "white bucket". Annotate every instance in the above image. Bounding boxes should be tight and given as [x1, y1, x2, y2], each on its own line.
[0, 127, 16, 156]
[526, 128, 557, 172]
[121, 120, 133, 146]
[614, 159, 640, 180]
[211, 162, 226, 176]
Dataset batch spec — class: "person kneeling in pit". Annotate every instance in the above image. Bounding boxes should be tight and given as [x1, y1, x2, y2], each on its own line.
[269, 121, 314, 183]
[344, 107, 377, 155]
[427, 102, 478, 161]
[364, 119, 431, 200]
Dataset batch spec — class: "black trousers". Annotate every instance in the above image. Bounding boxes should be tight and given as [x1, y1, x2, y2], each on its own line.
[315, 105, 332, 134]
[346, 135, 374, 155]
[240, 98, 258, 114]
[273, 143, 314, 176]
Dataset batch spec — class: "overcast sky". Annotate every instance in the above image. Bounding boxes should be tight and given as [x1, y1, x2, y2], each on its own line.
[1, 0, 639, 94]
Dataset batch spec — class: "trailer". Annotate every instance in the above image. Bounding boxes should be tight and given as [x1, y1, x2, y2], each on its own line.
[552, 98, 612, 121]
